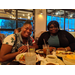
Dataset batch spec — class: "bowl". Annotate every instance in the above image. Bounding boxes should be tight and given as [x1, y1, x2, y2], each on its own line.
[46, 62, 59, 65]
[46, 55, 57, 63]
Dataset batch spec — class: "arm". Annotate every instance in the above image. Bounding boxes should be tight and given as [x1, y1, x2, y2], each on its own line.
[57, 46, 71, 51]
[64, 31, 75, 51]
[29, 37, 39, 50]
[0, 44, 20, 62]
[57, 30, 75, 51]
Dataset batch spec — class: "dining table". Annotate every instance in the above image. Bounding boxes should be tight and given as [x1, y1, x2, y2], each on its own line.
[7, 49, 65, 65]
[7, 49, 75, 65]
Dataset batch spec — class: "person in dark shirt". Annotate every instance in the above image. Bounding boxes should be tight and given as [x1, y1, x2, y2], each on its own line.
[38, 21, 75, 52]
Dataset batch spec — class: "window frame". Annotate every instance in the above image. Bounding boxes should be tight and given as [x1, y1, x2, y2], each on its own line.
[0, 9, 35, 37]
[46, 9, 75, 32]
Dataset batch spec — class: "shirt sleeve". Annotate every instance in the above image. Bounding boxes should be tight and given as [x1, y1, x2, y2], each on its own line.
[30, 37, 35, 44]
[2, 34, 16, 46]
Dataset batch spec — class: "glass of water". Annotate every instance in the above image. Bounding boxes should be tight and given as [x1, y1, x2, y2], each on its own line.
[25, 52, 36, 65]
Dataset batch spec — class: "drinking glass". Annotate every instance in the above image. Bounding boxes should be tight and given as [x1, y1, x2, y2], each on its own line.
[43, 44, 50, 54]
[25, 52, 36, 65]
[29, 47, 35, 53]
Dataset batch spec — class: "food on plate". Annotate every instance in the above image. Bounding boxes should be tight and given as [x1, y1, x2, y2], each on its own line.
[19, 54, 25, 61]
[56, 51, 73, 55]
[36, 49, 44, 54]
[19, 54, 37, 62]
[38, 49, 44, 53]
[62, 52, 73, 55]
[56, 51, 65, 54]
[66, 55, 75, 59]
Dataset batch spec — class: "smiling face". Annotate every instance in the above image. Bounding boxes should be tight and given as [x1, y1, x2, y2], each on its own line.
[21, 24, 32, 38]
[49, 24, 58, 35]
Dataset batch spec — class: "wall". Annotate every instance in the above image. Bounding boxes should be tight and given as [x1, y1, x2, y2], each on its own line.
[35, 9, 46, 39]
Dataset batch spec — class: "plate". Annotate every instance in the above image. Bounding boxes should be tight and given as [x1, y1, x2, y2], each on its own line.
[63, 56, 75, 65]
[36, 49, 44, 54]
[16, 53, 39, 64]
[41, 58, 59, 65]
[56, 51, 74, 57]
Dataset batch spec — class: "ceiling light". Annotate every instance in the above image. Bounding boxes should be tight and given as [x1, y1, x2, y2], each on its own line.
[23, 14, 25, 16]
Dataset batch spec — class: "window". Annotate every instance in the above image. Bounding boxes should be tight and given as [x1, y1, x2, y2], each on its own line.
[0, 9, 34, 37]
[47, 9, 64, 30]
[0, 9, 16, 19]
[47, 9, 75, 32]
[0, 31, 14, 37]
[0, 19, 16, 29]
[65, 11, 75, 32]
[18, 10, 33, 20]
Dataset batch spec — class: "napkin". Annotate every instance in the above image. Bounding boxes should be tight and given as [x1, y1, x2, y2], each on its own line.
[36, 54, 44, 61]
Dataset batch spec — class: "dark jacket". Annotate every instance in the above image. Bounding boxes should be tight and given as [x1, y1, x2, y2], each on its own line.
[38, 30, 75, 52]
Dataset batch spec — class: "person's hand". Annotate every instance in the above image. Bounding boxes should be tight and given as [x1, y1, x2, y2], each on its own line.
[49, 47, 56, 52]
[18, 46, 28, 53]
[56, 47, 66, 51]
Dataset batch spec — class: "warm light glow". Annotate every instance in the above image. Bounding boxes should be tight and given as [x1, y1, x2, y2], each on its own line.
[38, 14, 43, 18]
[23, 14, 25, 16]
[28, 16, 30, 19]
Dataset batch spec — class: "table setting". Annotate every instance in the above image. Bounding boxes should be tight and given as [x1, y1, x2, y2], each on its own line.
[8, 43, 75, 65]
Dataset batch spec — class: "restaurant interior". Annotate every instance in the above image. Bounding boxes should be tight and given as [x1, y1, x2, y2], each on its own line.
[0, 9, 75, 39]
[0, 9, 75, 65]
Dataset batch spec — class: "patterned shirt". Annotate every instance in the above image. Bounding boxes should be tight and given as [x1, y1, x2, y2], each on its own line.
[1, 33, 35, 65]
[3, 32, 35, 53]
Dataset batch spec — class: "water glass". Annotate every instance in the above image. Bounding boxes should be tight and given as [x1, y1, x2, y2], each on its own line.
[25, 52, 36, 65]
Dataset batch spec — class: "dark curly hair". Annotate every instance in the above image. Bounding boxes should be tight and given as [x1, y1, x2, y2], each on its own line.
[23, 20, 31, 26]
[48, 21, 60, 30]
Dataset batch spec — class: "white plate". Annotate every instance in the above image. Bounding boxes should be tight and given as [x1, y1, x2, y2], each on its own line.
[16, 53, 39, 64]
[41, 58, 59, 65]
[63, 57, 75, 65]
[56, 51, 74, 57]
[36, 49, 44, 54]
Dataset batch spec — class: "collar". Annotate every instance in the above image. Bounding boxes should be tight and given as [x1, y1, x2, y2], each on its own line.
[17, 32, 23, 43]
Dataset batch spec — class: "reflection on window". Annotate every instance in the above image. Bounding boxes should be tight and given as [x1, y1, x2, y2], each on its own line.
[65, 11, 75, 32]
[0, 9, 16, 19]
[18, 10, 33, 20]
[0, 31, 14, 37]
[18, 21, 25, 28]
[47, 15, 64, 30]
[0, 19, 16, 29]
[47, 9, 75, 32]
